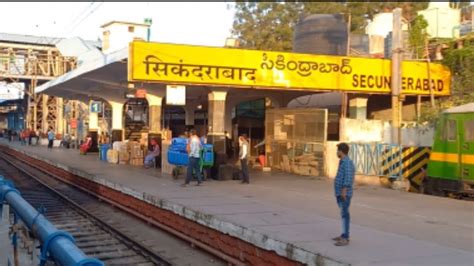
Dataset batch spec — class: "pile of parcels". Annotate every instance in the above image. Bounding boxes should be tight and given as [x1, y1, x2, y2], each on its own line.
[107, 140, 146, 166]
[281, 154, 321, 176]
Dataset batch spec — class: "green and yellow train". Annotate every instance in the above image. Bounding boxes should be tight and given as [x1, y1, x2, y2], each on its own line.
[424, 103, 474, 196]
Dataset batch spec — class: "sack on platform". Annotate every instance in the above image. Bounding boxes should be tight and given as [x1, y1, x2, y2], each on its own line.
[107, 150, 119, 164]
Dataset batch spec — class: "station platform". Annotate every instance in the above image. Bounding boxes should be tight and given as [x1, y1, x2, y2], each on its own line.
[0, 139, 473, 266]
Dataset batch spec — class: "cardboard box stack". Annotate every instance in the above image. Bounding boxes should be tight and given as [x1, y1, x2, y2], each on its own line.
[107, 149, 119, 164]
[280, 154, 321, 176]
[118, 142, 129, 165]
[293, 154, 320, 176]
[139, 133, 148, 147]
[129, 141, 144, 166]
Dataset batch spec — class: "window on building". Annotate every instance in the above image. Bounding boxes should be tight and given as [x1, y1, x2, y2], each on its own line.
[128, 26, 135, 33]
[465, 120, 474, 142]
[447, 119, 457, 142]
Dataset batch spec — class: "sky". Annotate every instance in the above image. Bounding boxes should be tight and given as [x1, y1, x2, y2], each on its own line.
[0, 2, 235, 98]
[0, 2, 235, 47]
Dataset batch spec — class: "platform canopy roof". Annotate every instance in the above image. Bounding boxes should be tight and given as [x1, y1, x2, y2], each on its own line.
[444, 103, 474, 114]
[35, 48, 134, 103]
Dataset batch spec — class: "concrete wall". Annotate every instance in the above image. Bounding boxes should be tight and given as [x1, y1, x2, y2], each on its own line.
[383, 122, 435, 147]
[340, 118, 385, 142]
[340, 118, 435, 147]
[324, 141, 339, 178]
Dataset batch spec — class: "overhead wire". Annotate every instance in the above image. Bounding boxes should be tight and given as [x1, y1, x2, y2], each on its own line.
[61, 1, 97, 36]
[66, 1, 104, 38]
[32, 2, 96, 46]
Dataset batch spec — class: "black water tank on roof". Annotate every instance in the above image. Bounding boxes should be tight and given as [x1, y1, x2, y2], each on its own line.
[293, 14, 348, 56]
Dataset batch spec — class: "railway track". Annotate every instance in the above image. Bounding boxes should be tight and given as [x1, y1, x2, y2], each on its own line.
[0, 150, 225, 266]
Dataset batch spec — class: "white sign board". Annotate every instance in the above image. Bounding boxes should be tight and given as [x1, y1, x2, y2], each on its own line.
[166, 85, 186, 106]
[90, 101, 102, 113]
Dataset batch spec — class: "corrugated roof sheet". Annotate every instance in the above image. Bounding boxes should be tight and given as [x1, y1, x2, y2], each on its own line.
[444, 103, 474, 114]
[0, 32, 101, 48]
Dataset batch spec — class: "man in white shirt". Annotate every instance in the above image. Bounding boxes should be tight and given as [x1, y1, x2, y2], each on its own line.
[239, 134, 250, 184]
[183, 129, 203, 186]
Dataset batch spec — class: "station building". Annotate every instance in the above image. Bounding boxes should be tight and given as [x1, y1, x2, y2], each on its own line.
[32, 21, 451, 178]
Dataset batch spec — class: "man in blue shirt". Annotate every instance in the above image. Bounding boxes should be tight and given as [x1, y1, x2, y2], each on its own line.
[47, 129, 55, 149]
[333, 142, 355, 246]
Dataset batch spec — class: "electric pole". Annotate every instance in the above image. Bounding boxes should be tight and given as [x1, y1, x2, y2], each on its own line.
[391, 8, 403, 145]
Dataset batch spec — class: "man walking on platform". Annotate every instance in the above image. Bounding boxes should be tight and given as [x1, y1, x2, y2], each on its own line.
[239, 134, 250, 184]
[182, 129, 203, 187]
[47, 129, 55, 149]
[333, 142, 355, 246]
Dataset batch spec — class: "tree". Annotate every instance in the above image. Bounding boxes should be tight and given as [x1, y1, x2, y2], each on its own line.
[232, 1, 431, 51]
[408, 14, 429, 59]
[420, 39, 474, 124]
[232, 2, 302, 51]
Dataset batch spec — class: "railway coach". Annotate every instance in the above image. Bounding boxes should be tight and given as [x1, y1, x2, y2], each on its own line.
[424, 103, 474, 197]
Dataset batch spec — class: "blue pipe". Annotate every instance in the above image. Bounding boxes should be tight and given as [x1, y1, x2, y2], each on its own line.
[0, 176, 104, 266]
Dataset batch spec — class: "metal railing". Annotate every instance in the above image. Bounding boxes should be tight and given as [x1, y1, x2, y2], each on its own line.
[349, 143, 404, 179]
[0, 176, 103, 266]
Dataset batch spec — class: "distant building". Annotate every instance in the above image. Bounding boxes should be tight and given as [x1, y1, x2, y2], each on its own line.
[366, 13, 395, 38]
[101, 21, 150, 54]
[418, 2, 461, 39]
[365, 12, 409, 58]
[460, 5, 473, 37]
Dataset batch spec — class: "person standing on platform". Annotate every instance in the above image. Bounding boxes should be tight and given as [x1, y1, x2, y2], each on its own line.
[47, 129, 55, 149]
[28, 128, 33, 145]
[182, 129, 203, 187]
[20, 129, 26, 145]
[333, 142, 355, 246]
[239, 134, 250, 184]
[144, 138, 160, 168]
[98, 132, 106, 145]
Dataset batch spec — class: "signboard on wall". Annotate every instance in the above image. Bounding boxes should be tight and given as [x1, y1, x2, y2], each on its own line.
[90, 101, 102, 113]
[166, 85, 186, 105]
[128, 41, 451, 96]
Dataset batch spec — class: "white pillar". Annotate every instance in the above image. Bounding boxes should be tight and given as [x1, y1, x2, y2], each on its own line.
[348, 97, 368, 120]
[146, 93, 163, 134]
[109, 101, 124, 142]
[87, 100, 100, 152]
[56, 97, 64, 135]
[110, 101, 124, 130]
[89, 110, 99, 130]
[208, 90, 227, 135]
[208, 90, 228, 157]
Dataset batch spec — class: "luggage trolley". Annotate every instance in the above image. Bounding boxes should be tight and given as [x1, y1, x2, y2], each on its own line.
[199, 144, 215, 180]
[168, 138, 188, 179]
[168, 138, 214, 180]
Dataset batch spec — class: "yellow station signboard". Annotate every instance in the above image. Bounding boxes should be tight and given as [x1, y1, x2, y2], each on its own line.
[129, 41, 451, 96]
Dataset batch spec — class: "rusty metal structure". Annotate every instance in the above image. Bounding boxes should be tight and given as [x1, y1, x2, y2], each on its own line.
[0, 33, 77, 134]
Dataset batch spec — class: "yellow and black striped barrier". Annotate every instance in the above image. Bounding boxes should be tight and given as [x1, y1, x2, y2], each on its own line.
[381, 146, 431, 192]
